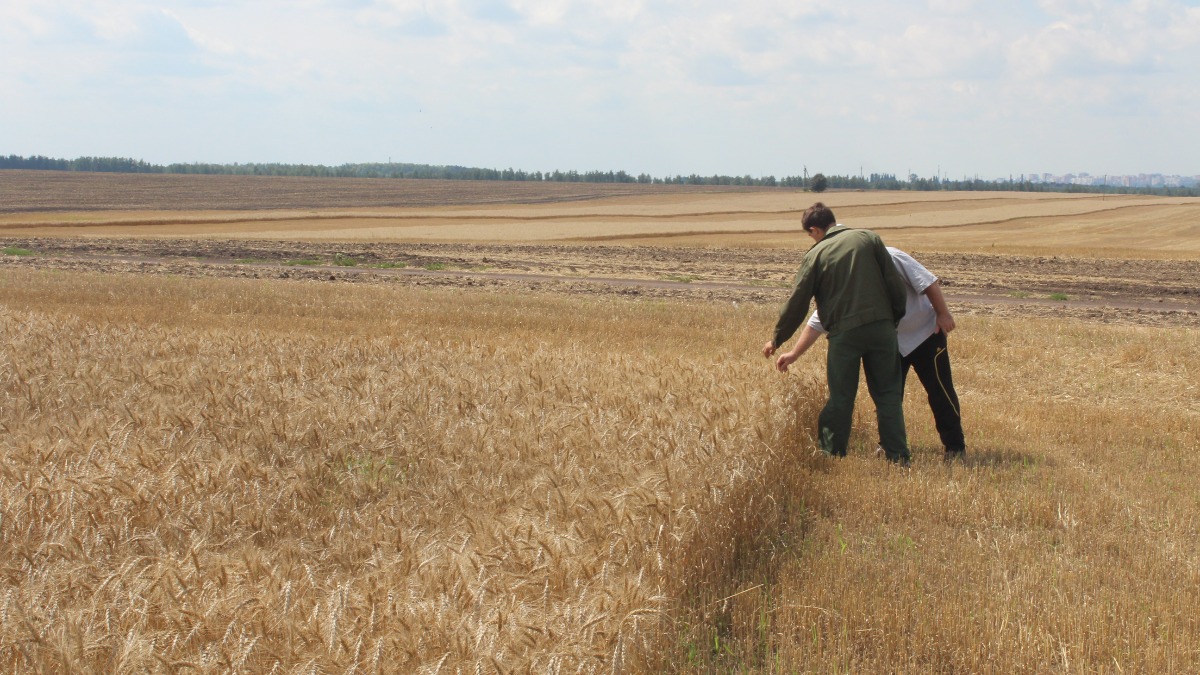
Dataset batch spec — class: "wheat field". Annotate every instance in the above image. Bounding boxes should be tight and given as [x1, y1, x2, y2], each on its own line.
[0, 269, 808, 672]
[2, 181, 1198, 672]
[2, 262, 1197, 672]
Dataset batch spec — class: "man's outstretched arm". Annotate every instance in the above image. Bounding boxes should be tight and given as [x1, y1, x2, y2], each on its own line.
[924, 281, 956, 334]
[775, 324, 823, 373]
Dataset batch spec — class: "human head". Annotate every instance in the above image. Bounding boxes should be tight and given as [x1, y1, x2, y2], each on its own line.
[801, 202, 836, 233]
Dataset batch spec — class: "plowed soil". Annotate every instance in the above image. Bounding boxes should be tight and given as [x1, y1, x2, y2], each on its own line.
[3, 237, 1197, 328]
[3, 171, 1196, 327]
[0, 170, 759, 212]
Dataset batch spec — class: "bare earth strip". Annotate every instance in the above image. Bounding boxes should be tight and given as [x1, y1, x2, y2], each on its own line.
[2, 173, 1197, 327]
[1, 238, 1197, 328]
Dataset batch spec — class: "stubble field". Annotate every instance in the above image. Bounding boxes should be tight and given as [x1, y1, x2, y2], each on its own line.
[1, 172, 1198, 672]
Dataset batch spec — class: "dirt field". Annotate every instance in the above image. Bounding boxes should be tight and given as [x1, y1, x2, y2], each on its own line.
[0, 170, 761, 212]
[2, 237, 1198, 329]
[2, 170, 1197, 328]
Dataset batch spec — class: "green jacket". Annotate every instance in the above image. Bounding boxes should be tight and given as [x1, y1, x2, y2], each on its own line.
[772, 225, 907, 348]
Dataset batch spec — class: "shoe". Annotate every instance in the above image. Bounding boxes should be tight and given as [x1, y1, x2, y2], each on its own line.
[880, 446, 911, 466]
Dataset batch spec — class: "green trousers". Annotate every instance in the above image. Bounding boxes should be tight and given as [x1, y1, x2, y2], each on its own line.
[819, 318, 910, 462]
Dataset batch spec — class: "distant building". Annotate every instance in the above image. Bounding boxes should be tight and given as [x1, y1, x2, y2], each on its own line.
[1026, 171, 1196, 189]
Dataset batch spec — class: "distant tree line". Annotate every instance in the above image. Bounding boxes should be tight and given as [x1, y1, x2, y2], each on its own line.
[2, 155, 164, 173]
[0, 155, 797, 186]
[3, 154, 1197, 197]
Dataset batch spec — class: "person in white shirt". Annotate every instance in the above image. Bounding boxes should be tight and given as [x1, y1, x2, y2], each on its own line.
[775, 247, 966, 460]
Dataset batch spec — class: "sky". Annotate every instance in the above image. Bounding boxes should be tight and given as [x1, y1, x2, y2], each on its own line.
[2, 0, 1199, 180]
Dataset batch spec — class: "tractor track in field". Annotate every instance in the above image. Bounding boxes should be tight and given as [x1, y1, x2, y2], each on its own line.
[2, 237, 1198, 328]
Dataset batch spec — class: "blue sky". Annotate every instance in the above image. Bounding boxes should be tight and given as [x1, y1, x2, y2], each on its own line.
[2, 0, 1198, 179]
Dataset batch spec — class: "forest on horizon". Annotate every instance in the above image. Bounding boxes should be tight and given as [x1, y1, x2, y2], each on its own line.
[3, 153, 1197, 197]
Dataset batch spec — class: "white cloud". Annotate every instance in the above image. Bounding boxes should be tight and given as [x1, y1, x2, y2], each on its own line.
[875, 18, 1004, 80]
[1, 0, 1197, 175]
[928, 0, 978, 11]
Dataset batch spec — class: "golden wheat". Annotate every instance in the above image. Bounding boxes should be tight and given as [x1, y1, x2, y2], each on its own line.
[1, 268, 1197, 672]
[0, 270, 811, 672]
[693, 317, 1199, 672]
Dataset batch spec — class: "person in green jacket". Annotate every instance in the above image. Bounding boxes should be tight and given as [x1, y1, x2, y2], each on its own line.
[761, 202, 911, 464]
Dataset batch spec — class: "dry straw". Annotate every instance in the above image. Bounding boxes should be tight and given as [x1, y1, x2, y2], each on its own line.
[1, 269, 1197, 672]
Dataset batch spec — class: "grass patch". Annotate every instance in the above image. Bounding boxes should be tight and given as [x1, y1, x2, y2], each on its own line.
[1009, 290, 1031, 298]
[342, 454, 406, 490]
[1048, 292, 1070, 301]
[2, 247, 35, 256]
[423, 262, 448, 271]
[284, 258, 324, 266]
[233, 258, 271, 264]
[332, 254, 358, 267]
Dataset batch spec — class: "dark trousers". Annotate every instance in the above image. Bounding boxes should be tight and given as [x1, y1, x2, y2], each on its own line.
[821, 319, 909, 461]
[901, 331, 965, 452]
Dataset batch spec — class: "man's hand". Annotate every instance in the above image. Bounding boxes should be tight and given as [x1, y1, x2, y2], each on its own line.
[771, 325, 821, 371]
[936, 312, 956, 334]
[761, 341, 777, 358]
[925, 281, 955, 334]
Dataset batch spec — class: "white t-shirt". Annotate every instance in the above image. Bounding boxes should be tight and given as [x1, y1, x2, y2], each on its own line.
[807, 247, 939, 357]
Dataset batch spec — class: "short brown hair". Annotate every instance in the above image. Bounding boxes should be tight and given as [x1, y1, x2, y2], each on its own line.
[801, 202, 836, 232]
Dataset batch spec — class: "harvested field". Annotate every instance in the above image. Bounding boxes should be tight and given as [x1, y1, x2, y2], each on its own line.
[2, 171, 1198, 260]
[0, 170, 765, 212]
[2, 237, 1198, 328]
[2, 171, 1198, 327]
